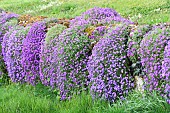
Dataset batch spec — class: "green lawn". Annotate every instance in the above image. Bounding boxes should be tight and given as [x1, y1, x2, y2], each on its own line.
[0, 0, 169, 24]
[0, 84, 170, 113]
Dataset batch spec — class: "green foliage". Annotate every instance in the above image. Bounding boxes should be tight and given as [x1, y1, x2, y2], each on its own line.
[0, 84, 169, 113]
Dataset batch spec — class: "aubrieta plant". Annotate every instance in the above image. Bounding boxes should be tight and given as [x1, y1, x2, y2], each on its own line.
[5, 27, 30, 83]
[0, 14, 18, 58]
[70, 7, 133, 27]
[21, 19, 58, 85]
[52, 26, 92, 100]
[2, 26, 22, 66]
[87, 25, 135, 103]
[21, 22, 47, 85]
[40, 24, 66, 87]
[162, 40, 170, 104]
[0, 14, 19, 77]
[0, 18, 18, 43]
[0, 8, 169, 105]
[0, 23, 19, 83]
[139, 24, 170, 103]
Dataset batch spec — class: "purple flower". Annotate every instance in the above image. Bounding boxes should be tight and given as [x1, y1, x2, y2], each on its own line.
[88, 25, 135, 102]
[70, 7, 133, 27]
[139, 24, 170, 104]
[49, 26, 92, 100]
[162, 40, 170, 104]
[0, 12, 19, 78]
[5, 26, 30, 83]
[21, 22, 47, 85]
[21, 18, 59, 85]
[40, 24, 66, 87]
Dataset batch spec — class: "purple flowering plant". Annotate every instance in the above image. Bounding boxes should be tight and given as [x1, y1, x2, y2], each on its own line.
[21, 19, 58, 85]
[5, 26, 30, 83]
[21, 22, 47, 85]
[0, 24, 20, 84]
[0, 14, 19, 76]
[70, 7, 133, 27]
[87, 25, 135, 102]
[162, 40, 170, 104]
[50, 26, 93, 100]
[139, 24, 170, 103]
[40, 24, 66, 87]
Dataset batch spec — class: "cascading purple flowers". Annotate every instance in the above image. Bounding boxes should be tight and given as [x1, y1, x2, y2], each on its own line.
[0, 21, 17, 43]
[21, 19, 58, 85]
[87, 25, 135, 102]
[139, 24, 170, 103]
[162, 40, 170, 104]
[0, 13, 19, 52]
[0, 13, 19, 78]
[2, 25, 21, 63]
[5, 27, 30, 83]
[1, 26, 20, 81]
[51, 26, 92, 100]
[21, 22, 47, 85]
[70, 7, 133, 27]
[40, 24, 66, 87]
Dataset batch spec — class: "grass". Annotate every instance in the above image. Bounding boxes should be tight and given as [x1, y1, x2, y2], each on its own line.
[0, 83, 169, 113]
[0, 0, 169, 24]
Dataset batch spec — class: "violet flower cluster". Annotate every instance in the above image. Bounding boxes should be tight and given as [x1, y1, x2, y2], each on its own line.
[0, 14, 19, 77]
[21, 22, 47, 85]
[5, 27, 30, 83]
[162, 40, 170, 104]
[70, 7, 133, 27]
[40, 24, 66, 87]
[0, 8, 169, 105]
[1, 26, 20, 80]
[52, 26, 92, 100]
[139, 24, 170, 102]
[21, 18, 58, 85]
[0, 13, 18, 52]
[87, 25, 135, 102]
[2, 26, 22, 65]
